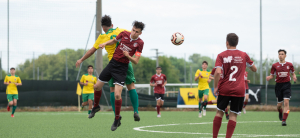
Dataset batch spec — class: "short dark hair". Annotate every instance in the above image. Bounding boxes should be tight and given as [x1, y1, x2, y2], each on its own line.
[101, 15, 112, 27]
[278, 49, 287, 55]
[156, 66, 161, 69]
[10, 67, 15, 70]
[202, 61, 208, 65]
[132, 21, 145, 31]
[87, 65, 93, 69]
[226, 33, 239, 47]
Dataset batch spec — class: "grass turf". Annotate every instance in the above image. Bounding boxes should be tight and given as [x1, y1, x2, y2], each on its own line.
[0, 111, 299, 138]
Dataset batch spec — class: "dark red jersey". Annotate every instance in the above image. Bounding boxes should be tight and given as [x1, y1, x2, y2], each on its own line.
[270, 62, 295, 83]
[150, 74, 167, 94]
[244, 71, 249, 89]
[215, 49, 254, 97]
[113, 31, 144, 64]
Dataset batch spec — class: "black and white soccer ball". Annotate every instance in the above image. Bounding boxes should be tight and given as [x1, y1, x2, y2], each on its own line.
[171, 32, 184, 45]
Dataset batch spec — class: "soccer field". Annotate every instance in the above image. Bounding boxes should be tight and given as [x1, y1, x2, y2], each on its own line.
[1, 111, 300, 138]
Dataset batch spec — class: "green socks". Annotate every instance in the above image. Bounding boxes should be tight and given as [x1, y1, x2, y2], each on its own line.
[128, 89, 139, 114]
[199, 102, 201, 113]
[203, 101, 207, 110]
[88, 110, 91, 114]
[110, 92, 115, 115]
[12, 106, 17, 115]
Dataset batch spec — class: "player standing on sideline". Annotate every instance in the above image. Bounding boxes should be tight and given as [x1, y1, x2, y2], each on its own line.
[80, 65, 97, 115]
[266, 49, 297, 126]
[213, 33, 257, 138]
[194, 61, 212, 117]
[243, 71, 251, 114]
[76, 21, 145, 131]
[4, 67, 22, 117]
[150, 66, 167, 117]
[202, 68, 230, 120]
[78, 15, 140, 121]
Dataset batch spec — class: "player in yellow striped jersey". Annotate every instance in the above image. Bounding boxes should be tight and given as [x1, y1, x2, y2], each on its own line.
[76, 15, 140, 121]
[4, 67, 22, 117]
[80, 65, 97, 115]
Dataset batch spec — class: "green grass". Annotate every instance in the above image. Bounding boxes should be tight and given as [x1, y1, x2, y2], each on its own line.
[1, 111, 300, 138]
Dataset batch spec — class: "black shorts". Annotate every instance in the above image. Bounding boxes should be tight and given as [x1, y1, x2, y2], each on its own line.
[98, 59, 128, 86]
[217, 95, 244, 114]
[275, 82, 291, 103]
[245, 89, 249, 95]
[154, 93, 164, 101]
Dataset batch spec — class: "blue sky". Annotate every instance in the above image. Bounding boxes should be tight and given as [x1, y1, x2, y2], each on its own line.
[0, 0, 299, 72]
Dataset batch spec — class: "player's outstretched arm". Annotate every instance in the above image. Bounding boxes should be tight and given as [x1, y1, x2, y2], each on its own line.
[75, 47, 97, 68]
[266, 75, 274, 81]
[213, 68, 222, 96]
[249, 64, 257, 72]
[291, 73, 297, 82]
[123, 51, 141, 64]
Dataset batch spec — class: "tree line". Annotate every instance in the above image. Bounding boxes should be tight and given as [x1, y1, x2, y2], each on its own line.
[1, 49, 299, 85]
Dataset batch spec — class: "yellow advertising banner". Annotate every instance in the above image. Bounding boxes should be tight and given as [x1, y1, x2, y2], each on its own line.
[177, 88, 216, 108]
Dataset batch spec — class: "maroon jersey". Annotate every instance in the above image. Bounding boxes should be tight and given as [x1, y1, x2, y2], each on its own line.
[244, 71, 249, 89]
[113, 31, 144, 64]
[270, 62, 295, 83]
[150, 74, 167, 94]
[215, 49, 254, 97]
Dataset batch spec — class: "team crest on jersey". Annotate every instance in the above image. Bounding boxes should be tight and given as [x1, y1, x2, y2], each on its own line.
[223, 56, 233, 63]
[277, 66, 280, 68]
[15, 78, 16, 81]
[287, 66, 289, 69]
[161, 76, 163, 79]
[133, 43, 138, 47]
[92, 78, 94, 80]
[206, 73, 208, 75]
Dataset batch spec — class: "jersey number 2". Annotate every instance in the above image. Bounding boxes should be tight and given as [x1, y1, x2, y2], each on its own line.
[229, 66, 238, 81]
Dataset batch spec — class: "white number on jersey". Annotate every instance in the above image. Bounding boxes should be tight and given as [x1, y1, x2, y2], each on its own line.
[229, 66, 238, 81]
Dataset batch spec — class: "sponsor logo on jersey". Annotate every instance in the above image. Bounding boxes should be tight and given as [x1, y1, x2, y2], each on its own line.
[133, 43, 138, 47]
[277, 66, 280, 68]
[161, 76, 163, 79]
[124, 37, 128, 39]
[157, 80, 162, 84]
[278, 72, 288, 77]
[223, 56, 233, 63]
[120, 43, 132, 52]
[92, 78, 93, 80]
[287, 66, 289, 69]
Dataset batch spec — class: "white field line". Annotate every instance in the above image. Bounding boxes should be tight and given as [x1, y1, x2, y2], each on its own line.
[133, 121, 300, 137]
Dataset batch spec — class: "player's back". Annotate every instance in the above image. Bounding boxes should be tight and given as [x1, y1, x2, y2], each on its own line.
[216, 49, 253, 97]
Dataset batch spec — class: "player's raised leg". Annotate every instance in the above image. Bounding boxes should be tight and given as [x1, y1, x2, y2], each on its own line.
[89, 80, 105, 118]
[243, 92, 249, 114]
[111, 84, 123, 131]
[202, 90, 209, 116]
[282, 98, 290, 126]
[198, 90, 204, 117]
[11, 98, 18, 117]
[126, 82, 140, 121]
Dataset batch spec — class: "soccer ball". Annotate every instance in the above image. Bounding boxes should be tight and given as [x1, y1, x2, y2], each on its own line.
[171, 32, 184, 45]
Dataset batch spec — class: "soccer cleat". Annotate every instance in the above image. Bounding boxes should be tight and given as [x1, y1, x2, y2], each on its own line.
[88, 105, 100, 119]
[81, 106, 84, 111]
[134, 112, 140, 122]
[279, 113, 283, 121]
[243, 108, 246, 114]
[111, 116, 122, 131]
[7, 105, 10, 111]
[11, 114, 14, 118]
[203, 110, 206, 116]
[157, 114, 161, 118]
[282, 121, 287, 126]
[226, 115, 229, 120]
[198, 112, 202, 118]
